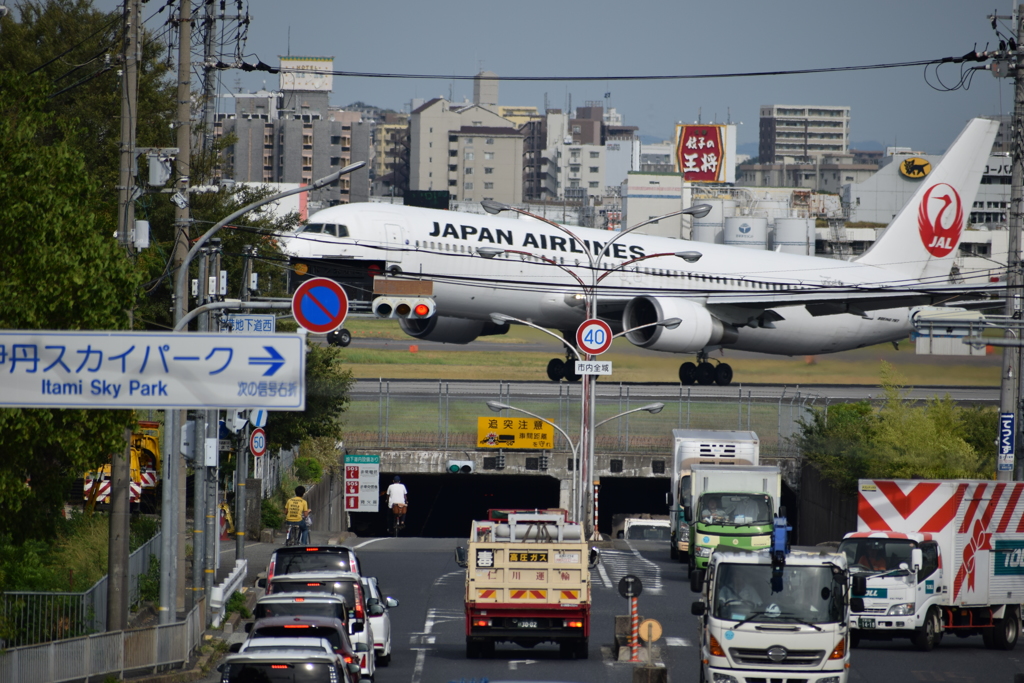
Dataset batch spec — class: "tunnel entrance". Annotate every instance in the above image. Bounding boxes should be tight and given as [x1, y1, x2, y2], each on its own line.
[595, 477, 672, 536]
[347, 472, 561, 538]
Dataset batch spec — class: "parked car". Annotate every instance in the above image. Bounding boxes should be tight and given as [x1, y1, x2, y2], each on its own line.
[218, 649, 360, 683]
[362, 576, 399, 666]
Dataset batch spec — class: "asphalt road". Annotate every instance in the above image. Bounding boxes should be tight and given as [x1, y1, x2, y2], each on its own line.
[202, 535, 1024, 683]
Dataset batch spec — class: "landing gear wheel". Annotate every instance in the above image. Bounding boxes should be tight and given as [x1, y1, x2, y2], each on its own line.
[328, 328, 352, 347]
[912, 607, 941, 651]
[714, 363, 733, 386]
[993, 606, 1020, 650]
[563, 362, 582, 382]
[679, 362, 697, 385]
[546, 358, 565, 382]
[695, 362, 716, 386]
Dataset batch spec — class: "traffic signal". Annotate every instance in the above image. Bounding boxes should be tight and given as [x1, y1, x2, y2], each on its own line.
[447, 460, 475, 474]
[371, 296, 436, 319]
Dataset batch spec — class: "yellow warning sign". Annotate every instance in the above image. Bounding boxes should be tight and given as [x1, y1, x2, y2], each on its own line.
[477, 416, 555, 450]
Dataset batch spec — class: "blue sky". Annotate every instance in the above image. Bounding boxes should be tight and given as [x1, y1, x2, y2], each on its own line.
[96, 0, 1010, 154]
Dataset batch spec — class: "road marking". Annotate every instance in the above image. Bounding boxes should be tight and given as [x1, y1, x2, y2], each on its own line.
[665, 637, 691, 647]
[354, 538, 384, 549]
[433, 570, 463, 586]
[601, 546, 663, 594]
[508, 659, 537, 670]
[597, 560, 613, 588]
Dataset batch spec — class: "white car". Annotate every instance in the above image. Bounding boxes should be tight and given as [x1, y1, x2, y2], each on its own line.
[362, 576, 399, 666]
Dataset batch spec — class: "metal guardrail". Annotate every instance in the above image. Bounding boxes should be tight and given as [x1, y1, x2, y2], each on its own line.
[0, 532, 162, 648]
[0, 598, 206, 683]
[209, 559, 247, 628]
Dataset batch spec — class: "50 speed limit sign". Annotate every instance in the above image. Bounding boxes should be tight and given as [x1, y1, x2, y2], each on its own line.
[576, 319, 613, 355]
[249, 427, 267, 457]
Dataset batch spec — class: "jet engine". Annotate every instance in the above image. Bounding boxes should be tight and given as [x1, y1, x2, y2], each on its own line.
[622, 296, 737, 353]
[399, 316, 509, 344]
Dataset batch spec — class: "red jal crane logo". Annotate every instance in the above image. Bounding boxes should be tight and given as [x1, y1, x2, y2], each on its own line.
[918, 183, 963, 258]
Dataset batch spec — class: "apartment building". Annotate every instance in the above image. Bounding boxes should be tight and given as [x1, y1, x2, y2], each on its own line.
[449, 127, 524, 204]
[216, 57, 367, 210]
[758, 104, 850, 163]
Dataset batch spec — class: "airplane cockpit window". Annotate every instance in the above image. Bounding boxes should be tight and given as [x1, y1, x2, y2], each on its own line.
[303, 223, 324, 234]
[337, 225, 348, 237]
[322, 224, 337, 237]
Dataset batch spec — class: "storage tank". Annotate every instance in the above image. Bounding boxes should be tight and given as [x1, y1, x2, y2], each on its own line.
[724, 216, 768, 250]
[691, 199, 737, 244]
[774, 217, 815, 255]
[752, 199, 790, 227]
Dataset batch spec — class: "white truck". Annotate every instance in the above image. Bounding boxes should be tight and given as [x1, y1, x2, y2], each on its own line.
[687, 464, 782, 573]
[691, 514, 861, 683]
[838, 478, 1024, 651]
[668, 429, 759, 563]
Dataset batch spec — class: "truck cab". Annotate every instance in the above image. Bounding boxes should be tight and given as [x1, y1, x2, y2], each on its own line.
[691, 541, 855, 683]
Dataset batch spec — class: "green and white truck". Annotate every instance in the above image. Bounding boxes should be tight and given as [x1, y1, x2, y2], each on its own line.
[668, 429, 760, 563]
[687, 463, 782, 572]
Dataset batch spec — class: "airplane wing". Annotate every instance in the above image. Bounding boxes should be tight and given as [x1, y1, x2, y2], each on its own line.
[700, 281, 1004, 325]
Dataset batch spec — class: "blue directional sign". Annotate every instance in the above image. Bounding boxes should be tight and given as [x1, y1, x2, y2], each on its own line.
[999, 412, 1015, 472]
[0, 330, 305, 410]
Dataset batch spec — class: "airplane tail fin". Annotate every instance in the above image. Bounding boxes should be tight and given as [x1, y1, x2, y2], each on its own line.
[854, 118, 1000, 282]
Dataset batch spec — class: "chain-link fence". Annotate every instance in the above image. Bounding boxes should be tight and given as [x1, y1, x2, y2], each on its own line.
[342, 381, 820, 457]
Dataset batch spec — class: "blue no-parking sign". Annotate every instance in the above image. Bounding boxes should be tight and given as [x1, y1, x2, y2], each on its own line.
[291, 278, 349, 334]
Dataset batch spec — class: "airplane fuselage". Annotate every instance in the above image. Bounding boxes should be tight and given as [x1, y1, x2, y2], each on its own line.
[285, 203, 914, 356]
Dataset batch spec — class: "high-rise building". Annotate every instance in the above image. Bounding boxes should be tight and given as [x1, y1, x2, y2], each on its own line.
[216, 56, 368, 211]
[758, 105, 850, 163]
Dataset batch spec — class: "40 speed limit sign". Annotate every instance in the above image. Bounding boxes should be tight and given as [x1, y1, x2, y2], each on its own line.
[576, 319, 613, 355]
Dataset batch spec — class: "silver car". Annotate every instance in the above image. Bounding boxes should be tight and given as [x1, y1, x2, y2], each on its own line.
[362, 576, 399, 666]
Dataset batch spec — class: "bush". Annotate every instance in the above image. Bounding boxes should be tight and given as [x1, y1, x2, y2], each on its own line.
[294, 457, 322, 483]
[261, 498, 283, 530]
[225, 590, 251, 619]
[138, 556, 160, 604]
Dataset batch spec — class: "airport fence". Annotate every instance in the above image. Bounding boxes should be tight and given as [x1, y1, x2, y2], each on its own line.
[342, 381, 822, 458]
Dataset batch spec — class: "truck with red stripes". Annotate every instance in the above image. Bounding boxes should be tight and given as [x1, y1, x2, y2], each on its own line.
[456, 510, 592, 659]
[838, 479, 1024, 651]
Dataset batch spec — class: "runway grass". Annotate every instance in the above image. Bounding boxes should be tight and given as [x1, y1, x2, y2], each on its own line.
[337, 318, 1000, 386]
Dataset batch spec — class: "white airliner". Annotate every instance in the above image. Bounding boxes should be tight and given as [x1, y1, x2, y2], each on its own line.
[284, 117, 1000, 386]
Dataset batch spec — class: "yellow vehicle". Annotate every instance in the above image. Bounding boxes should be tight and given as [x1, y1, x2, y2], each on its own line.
[83, 450, 142, 508]
[456, 509, 593, 660]
[82, 422, 162, 511]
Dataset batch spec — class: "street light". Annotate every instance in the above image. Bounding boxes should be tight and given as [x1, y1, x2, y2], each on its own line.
[486, 400, 665, 526]
[162, 161, 365, 626]
[480, 200, 711, 539]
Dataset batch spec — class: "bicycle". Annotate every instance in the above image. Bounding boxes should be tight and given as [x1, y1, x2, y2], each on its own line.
[285, 521, 303, 546]
[391, 504, 407, 537]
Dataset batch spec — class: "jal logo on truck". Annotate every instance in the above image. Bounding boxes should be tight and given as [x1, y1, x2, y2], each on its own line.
[994, 541, 1024, 576]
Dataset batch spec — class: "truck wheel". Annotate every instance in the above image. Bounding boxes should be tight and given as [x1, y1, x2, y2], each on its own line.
[912, 607, 942, 651]
[575, 638, 589, 659]
[466, 639, 480, 659]
[850, 630, 860, 648]
[480, 639, 495, 658]
[993, 606, 1020, 650]
[669, 544, 678, 561]
[559, 641, 574, 659]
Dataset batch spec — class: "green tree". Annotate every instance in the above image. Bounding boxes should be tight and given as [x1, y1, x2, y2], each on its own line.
[0, 72, 139, 540]
[797, 362, 995, 491]
[266, 343, 354, 451]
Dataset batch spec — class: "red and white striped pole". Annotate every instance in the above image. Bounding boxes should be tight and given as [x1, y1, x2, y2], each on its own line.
[593, 479, 600, 536]
[629, 595, 640, 662]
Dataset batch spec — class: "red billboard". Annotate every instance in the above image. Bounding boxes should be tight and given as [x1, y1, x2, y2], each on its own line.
[675, 125, 726, 182]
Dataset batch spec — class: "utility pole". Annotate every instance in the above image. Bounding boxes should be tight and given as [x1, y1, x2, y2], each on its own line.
[161, 0, 192, 626]
[998, 5, 1024, 481]
[205, 241, 223, 600]
[201, 0, 218, 155]
[235, 246, 256, 559]
[191, 247, 210, 604]
[109, 0, 141, 633]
